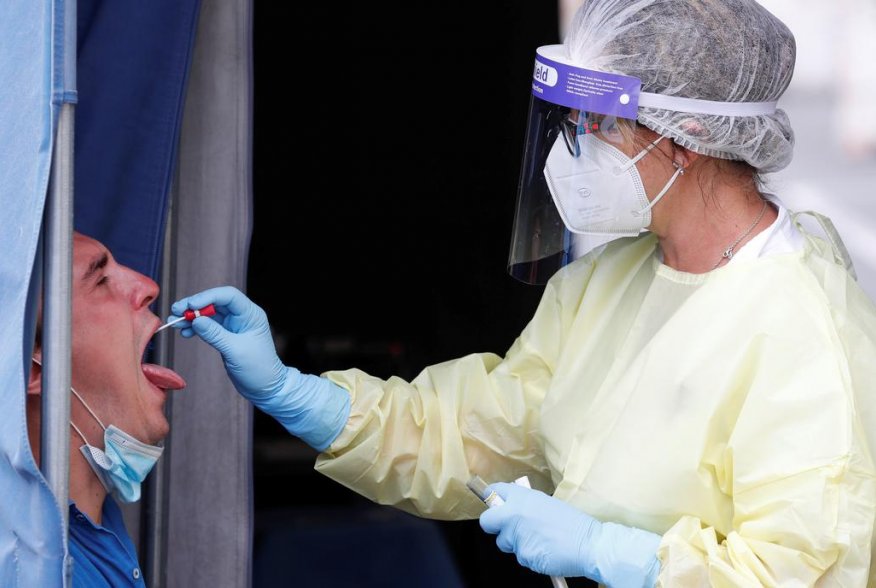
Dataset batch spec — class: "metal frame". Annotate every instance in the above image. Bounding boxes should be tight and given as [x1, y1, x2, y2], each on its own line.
[40, 1, 77, 585]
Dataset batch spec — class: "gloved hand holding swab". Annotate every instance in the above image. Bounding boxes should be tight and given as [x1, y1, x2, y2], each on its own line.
[468, 475, 570, 588]
[157, 304, 216, 333]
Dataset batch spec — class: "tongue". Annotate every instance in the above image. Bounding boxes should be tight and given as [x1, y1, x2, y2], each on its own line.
[142, 363, 187, 390]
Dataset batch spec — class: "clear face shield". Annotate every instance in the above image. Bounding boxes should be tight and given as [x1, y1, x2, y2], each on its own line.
[508, 45, 648, 285]
[508, 45, 782, 285]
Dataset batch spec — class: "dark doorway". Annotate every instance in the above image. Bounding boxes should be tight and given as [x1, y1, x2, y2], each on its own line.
[249, 3, 595, 586]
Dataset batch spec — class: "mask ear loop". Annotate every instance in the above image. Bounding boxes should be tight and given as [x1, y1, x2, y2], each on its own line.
[616, 135, 685, 217]
[632, 162, 685, 217]
[31, 357, 108, 444]
[616, 136, 665, 174]
[68, 385, 108, 431]
[69, 421, 92, 447]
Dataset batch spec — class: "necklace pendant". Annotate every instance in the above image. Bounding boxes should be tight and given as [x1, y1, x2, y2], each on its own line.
[723, 248, 734, 260]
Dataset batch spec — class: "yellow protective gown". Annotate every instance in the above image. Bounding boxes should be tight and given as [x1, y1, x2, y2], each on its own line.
[316, 227, 876, 586]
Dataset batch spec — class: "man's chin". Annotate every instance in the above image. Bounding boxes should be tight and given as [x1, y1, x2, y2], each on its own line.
[152, 420, 170, 444]
[142, 414, 170, 446]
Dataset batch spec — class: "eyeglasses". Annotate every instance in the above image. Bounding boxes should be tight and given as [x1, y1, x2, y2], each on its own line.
[559, 111, 627, 157]
[560, 112, 600, 157]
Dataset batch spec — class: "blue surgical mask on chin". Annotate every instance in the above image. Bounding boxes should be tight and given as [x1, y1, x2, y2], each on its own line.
[32, 358, 163, 503]
[75, 423, 163, 503]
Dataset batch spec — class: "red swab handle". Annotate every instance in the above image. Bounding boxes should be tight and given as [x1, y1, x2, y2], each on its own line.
[183, 304, 216, 321]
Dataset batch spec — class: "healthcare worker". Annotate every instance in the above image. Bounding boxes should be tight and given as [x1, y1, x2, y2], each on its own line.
[171, 0, 876, 585]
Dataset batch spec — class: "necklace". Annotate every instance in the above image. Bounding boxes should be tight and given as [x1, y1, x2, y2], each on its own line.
[711, 200, 768, 270]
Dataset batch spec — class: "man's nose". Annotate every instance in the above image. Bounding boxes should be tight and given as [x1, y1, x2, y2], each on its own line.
[126, 268, 160, 309]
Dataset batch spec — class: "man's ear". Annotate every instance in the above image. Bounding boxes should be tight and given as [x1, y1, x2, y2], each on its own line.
[28, 355, 42, 396]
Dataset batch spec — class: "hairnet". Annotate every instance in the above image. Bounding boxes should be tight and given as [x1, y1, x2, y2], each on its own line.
[566, 0, 796, 172]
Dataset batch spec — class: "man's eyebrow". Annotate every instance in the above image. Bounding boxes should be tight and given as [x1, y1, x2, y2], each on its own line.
[82, 253, 109, 282]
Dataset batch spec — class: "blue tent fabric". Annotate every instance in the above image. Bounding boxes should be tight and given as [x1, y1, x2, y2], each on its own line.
[0, 0, 74, 585]
[2, 0, 201, 584]
[74, 0, 201, 280]
[71, 0, 202, 557]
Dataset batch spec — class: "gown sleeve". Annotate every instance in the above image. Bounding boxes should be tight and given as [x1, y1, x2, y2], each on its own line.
[313, 258, 598, 520]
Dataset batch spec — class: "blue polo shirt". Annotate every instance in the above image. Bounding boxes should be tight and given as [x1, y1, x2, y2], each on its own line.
[68, 498, 145, 587]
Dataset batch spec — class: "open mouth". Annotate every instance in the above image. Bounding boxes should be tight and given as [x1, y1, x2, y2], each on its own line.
[141, 317, 187, 391]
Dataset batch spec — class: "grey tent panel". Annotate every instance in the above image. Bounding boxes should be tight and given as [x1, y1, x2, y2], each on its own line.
[164, 0, 255, 585]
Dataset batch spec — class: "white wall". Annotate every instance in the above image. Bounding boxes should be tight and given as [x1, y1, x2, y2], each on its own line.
[757, 0, 876, 301]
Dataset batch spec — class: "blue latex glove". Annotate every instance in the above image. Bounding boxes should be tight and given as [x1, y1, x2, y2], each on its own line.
[170, 286, 350, 451]
[479, 483, 661, 587]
